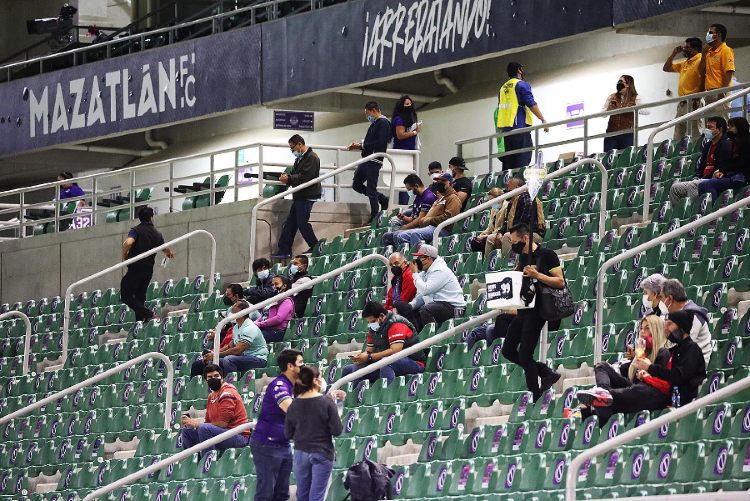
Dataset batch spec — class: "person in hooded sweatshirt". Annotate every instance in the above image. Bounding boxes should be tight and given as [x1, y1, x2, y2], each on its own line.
[393, 244, 466, 333]
[660, 279, 712, 367]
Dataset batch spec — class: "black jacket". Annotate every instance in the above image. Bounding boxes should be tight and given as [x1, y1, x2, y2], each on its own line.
[291, 271, 313, 318]
[694, 135, 732, 179]
[361, 116, 392, 164]
[245, 273, 276, 305]
[724, 135, 750, 179]
[288, 148, 322, 200]
[647, 336, 706, 404]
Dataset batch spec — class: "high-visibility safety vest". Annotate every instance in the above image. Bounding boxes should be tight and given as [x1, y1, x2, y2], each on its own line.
[496, 78, 533, 129]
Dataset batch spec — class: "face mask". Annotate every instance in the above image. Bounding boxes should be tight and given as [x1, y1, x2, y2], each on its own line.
[727, 131, 736, 140]
[318, 377, 328, 394]
[706, 32, 715, 44]
[273, 286, 283, 293]
[434, 183, 447, 194]
[292, 151, 303, 159]
[223, 295, 233, 306]
[703, 129, 715, 141]
[367, 321, 381, 331]
[207, 378, 222, 392]
[407, 191, 416, 204]
[289, 264, 299, 275]
[616, 82, 626, 92]
[667, 328, 683, 344]
[491, 203, 500, 211]
[657, 301, 668, 315]
[257, 269, 269, 280]
[511, 241, 526, 254]
[390, 266, 403, 277]
[429, 182, 441, 193]
[682, 50, 692, 59]
[367, 115, 375, 123]
[642, 294, 654, 311]
[414, 259, 424, 272]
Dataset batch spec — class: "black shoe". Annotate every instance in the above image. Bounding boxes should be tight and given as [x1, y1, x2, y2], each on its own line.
[540, 372, 561, 394]
[379, 196, 389, 211]
[303, 247, 314, 254]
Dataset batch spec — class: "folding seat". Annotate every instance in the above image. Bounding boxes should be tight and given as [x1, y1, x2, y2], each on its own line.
[0, 468, 29, 497]
[708, 337, 742, 372]
[570, 415, 600, 450]
[729, 440, 750, 489]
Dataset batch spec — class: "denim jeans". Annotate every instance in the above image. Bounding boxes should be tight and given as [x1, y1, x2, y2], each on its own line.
[251, 439, 293, 501]
[698, 176, 745, 201]
[180, 423, 249, 457]
[293, 449, 334, 501]
[393, 225, 447, 247]
[219, 354, 267, 373]
[342, 357, 424, 385]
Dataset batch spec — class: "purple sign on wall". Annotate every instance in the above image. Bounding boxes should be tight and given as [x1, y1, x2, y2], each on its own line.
[273, 110, 314, 131]
[566, 102, 585, 128]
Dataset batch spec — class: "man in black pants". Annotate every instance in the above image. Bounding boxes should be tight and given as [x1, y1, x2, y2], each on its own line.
[120, 207, 173, 322]
[348, 101, 391, 222]
[501, 223, 562, 402]
[273, 134, 321, 259]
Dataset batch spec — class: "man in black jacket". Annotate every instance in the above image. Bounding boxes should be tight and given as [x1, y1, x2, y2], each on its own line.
[273, 135, 321, 258]
[289, 254, 313, 318]
[348, 101, 391, 222]
[245, 258, 275, 305]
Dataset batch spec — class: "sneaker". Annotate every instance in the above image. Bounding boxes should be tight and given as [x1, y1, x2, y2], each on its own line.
[576, 387, 613, 408]
[540, 372, 561, 393]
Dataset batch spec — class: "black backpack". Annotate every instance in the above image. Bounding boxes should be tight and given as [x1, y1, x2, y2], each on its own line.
[343, 459, 395, 501]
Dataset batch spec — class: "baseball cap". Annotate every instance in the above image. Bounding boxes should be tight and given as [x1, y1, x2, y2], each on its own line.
[448, 156, 468, 170]
[412, 244, 439, 258]
[434, 172, 454, 183]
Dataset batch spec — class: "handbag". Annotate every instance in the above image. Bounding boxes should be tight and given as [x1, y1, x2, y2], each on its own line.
[534, 254, 575, 321]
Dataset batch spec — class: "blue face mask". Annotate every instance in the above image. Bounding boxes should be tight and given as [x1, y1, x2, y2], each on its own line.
[289, 264, 299, 275]
[367, 115, 375, 123]
[703, 129, 715, 141]
[408, 191, 416, 204]
[257, 269, 269, 280]
[705, 32, 715, 44]
[292, 151, 303, 159]
[367, 321, 381, 331]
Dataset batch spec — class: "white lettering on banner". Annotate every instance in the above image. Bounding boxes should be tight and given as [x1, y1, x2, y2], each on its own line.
[362, 0, 492, 69]
[28, 52, 196, 138]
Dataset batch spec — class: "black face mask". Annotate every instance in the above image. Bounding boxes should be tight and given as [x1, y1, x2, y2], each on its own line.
[667, 329, 683, 344]
[511, 241, 526, 254]
[727, 131, 736, 140]
[434, 183, 447, 194]
[616, 82, 626, 92]
[222, 295, 233, 306]
[207, 378, 222, 392]
[390, 266, 403, 277]
[413, 259, 424, 271]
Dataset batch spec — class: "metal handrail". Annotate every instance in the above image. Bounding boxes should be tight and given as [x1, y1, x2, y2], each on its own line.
[248, 152, 407, 275]
[432, 158, 608, 245]
[61, 229, 217, 366]
[330, 310, 503, 392]
[0, 311, 32, 375]
[217, 253, 390, 364]
[456, 83, 750, 171]
[593, 195, 750, 365]
[642, 86, 750, 221]
[0, 352, 174, 430]
[82, 420, 253, 500]
[0, 1, 295, 79]
[564, 374, 750, 500]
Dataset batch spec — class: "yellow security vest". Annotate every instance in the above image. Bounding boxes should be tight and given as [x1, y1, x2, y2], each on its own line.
[496, 78, 533, 129]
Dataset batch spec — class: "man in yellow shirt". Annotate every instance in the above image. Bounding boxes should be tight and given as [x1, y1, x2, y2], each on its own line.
[663, 38, 703, 139]
[699, 23, 735, 116]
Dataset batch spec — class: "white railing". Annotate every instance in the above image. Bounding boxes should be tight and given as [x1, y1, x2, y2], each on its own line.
[456, 83, 750, 173]
[62, 229, 217, 366]
[431, 158, 608, 246]
[642, 86, 750, 221]
[248, 152, 414, 274]
[0, 352, 174, 430]
[0, 144, 417, 239]
[594, 195, 750, 365]
[0, 311, 31, 375]
[218, 253, 390, 363]
[565, 375, 750, 500]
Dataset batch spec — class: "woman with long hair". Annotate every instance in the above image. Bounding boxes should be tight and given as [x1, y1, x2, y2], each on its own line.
[285, 365, 343, 501]
[603, 74, 647, 152]
[392, 95, 420, 150]
[698, 116, 750, 200]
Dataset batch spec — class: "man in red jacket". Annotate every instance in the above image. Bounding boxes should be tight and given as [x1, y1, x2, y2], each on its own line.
[384, 252, 416, 310]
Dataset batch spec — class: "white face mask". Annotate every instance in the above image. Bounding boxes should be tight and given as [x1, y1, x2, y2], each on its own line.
[257, 269, 270, 280]
[367, 321, 381, 331]
[657, 301, 668, 315]
[318, 377, 328, 394]
[642, 294, 653, 311]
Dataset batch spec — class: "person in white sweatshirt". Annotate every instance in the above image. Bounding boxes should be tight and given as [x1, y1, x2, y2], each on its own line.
[660, 278, 712, 367]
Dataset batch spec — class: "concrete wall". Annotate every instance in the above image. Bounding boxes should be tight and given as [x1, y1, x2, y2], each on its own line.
[0, 198, 370, 303]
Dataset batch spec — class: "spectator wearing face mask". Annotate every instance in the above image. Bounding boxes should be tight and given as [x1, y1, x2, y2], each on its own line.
[273, 135, 321, 259]
[662, 38, 704, 139]
[640, 273, 667, 317]
[602, 74, 648, 152]
[660, 279, 712, 367]
[698, 116, 750, 200]
[469, 187, 504, 257]
[255, 276, 295, 342]
[245, 258, 276, 304]
[699, 23, 735, 111]
[670, 116, 732, 205]
[289, 254, 313, 318]
[427, 161, 443, 178]
[205, 284, 246, 351]
[448, 157, 473, 211]
[392, 172, 461, 247]
[392, 95, 420, 150]
[495, 177, 546, 257]
[384, 252, 416, 311]
[382, 174, 436, 246]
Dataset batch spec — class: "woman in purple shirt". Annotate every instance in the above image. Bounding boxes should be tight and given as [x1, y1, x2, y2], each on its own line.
[255, 275, 295, 342]
[392, 95, 420, 150]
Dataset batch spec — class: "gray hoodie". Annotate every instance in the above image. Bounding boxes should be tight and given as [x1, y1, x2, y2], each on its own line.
[681, 300, 712, 367]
